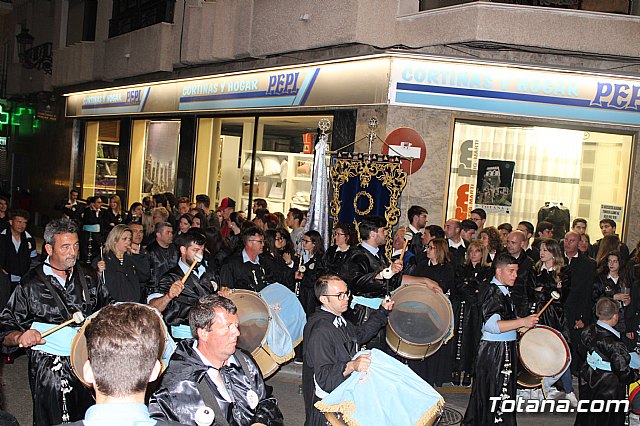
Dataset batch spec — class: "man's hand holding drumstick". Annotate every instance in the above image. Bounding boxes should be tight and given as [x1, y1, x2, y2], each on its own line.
[149, 254, 202, 312]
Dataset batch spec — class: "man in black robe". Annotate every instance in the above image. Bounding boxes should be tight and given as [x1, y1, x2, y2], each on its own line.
[149, 230, 219, 340]
[302, 274, 393, 426]
[79, 196, 106, 263]
[146, 222, 180, 291]
[149, 295, 283, 425]
[406, 205, 428, 255]
[575, 297, 640, 426]
[445, 218, 467, 267]
[463, 253, 538, 426]
[341, 216, 438, 344]
[220, 227, 273, 294]
[504, 230, 535, 317]
[0, 218, 112, 426]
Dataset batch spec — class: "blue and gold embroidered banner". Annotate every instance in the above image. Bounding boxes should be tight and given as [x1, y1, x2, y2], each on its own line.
[330, 153, 407, 257]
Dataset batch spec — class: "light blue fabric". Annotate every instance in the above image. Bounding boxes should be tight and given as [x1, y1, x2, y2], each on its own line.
[316, 349, 443, 426]
[481, 279, 517, 341]
[597, 320, 621, 338]
[303, 132, 330, 249]
[630, 352, 640, 369]
[29, 322, 79, 356]
[260, 283, 306, 357]
[587, 351, 612, 371]
[170, 324, 192, 340]
[350, 295, 383, 310]
[82, 402, 157, 425]
[83, 224, 100, 233]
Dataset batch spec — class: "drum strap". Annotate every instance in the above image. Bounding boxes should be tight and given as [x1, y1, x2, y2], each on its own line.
[194, 350, 256, 426]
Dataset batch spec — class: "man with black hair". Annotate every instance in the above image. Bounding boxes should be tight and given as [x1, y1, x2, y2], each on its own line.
[407, 205, 428, 255]
[341, 216, 439, 336]
[253, 198, 268, 214]
[195, 194, 220, 231]
[146, 222, 180, 289]
[0, 218, 112, 425]
[532, 220, 554, 251]
[302, 275, 393, 426]
[149, 295, 283, 425]
[591, 219, 630, 263]
[286, 208, 305, 254]
[79, 196, 106, 263]
[219, 227, 273, 294]
[460, 219, 478, 242]
[0, 209, 38, 288]
[470, 208, 487, 238]
[61, 303, 182, 426]
[55, 189, 85, 224]
[149, 230, 219, 340]
[463, 253, 539, 426]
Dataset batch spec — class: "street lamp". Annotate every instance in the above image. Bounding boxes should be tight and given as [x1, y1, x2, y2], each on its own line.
[15, 26, 34, 63]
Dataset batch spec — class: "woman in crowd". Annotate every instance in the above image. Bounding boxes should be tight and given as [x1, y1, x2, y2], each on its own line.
[191, 211, 206, 229]
[450, 240, 492, 387]
[203, 227, 231, 276]
[478, 226, 501, 264]
[177, 213, 192, 236]
[126, 202, 144, 224]
[578, 233, 592, 258]
[296, 230, 326, 318]
[324, 222, 356, 277]
[104, 195, 125, 235]
[94, 224, 149, 303]
[532, 238, 576, 403]
[141, 211, 156, 247]
[412, 237, 456, 386]
[593, 251, 632, 347]
[263, 228, 298, 291]
[595, 234, 623, 267]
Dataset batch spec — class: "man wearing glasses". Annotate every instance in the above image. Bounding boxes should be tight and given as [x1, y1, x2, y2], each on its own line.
[220, 227, 273, 294]
[302, 275, 393, 426]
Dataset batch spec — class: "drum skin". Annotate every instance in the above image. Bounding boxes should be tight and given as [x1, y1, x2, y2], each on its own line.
[385, 284, 453, 360]
[518, 325, 570, 377]
[228, 290, 279, 378]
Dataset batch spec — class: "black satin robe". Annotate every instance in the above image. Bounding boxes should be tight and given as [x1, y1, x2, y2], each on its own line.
[592, 273, 628, 334]
[298, 254, 325, 318]
[463, 283, 518, 426]
[149, 339, 283, 426]
[451, 263, 491, 374]
[575, 324, 639, 426]
[324, 245, 352, 278]
[302, 307, 388, 426]
[258, 253, 296, 292]
[146, 242, 180, 292]
[532, 267, 571, 342]
[92, 252, 148, 303]
[0, 263, 112, 426]
[219, 252, 273, 292]
[157, 265, 219, 330]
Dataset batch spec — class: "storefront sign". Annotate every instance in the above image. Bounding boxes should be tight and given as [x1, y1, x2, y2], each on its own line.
[390, 57, 640, 127]
[382, 128, 426, 174]
[600, 204, 623, 221]
[65, 58, 390, 117]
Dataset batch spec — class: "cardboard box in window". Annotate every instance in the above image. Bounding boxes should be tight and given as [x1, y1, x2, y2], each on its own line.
[243, 181, 268, 197]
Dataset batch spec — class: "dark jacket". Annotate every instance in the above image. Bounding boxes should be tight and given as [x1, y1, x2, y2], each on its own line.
[156, 264, 219, 327]
[149, 339, 283, 426]
[219, 252, 272, 292]
[0, 230, 37, 279]
[146, 241, 180, 292]
[341, 245, 402, 298]
[92, 252, 148, 303]
[564, 252, 596, 325]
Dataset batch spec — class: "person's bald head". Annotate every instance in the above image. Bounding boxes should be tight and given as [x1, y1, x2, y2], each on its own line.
[564, 231, 580, 257]
[506, 230, 526, 256]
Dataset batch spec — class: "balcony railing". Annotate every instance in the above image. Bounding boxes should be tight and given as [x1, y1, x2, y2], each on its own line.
[419, 0, 634, 14]
[108, 0, 175, 38]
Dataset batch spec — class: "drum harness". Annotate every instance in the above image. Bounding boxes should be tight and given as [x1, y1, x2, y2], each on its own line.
[194, 349, 259, 426]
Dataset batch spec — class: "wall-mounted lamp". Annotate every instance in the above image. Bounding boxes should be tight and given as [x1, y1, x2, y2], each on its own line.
[16, 26, 35, 63]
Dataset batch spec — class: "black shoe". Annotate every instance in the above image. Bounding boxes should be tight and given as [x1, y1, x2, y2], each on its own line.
[293, 356, 303, 365]
[451, 371, 461, 385]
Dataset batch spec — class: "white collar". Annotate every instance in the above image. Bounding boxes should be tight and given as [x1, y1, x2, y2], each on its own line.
[242, 249, 260, 265]
[490, 277, 510, 296]
[360, 241, 379, 257]
[408, 224, 421, 234]
[448, 238, 465, 249]
[596, 320, 620, 339]
[178, 259, 205, 278]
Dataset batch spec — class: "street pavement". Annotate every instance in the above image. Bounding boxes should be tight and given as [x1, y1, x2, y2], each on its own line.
[1, 352, 586, 425]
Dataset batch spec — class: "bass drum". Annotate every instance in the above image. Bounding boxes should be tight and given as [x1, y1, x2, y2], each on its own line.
[518, 325, 570, 378]
[228, 290, 279, 379]
[385, 284, 453, 360]
[70, 302, 176, 387]
[517, 369, 542, 389]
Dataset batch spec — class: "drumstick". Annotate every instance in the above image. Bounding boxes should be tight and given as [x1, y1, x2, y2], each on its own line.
[20, 311, 85, 347]
[535, 291, 561, 319]
[181, 254, 204, 284]
[399, 233, 412, 262]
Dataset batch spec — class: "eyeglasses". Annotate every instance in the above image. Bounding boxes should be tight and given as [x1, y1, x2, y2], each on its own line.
[248, 239, 265, 244]
[324, 291, 351, 300]
[275, 237, 284, 241]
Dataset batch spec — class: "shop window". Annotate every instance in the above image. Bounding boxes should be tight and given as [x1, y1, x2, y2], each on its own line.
[446, 120, 632, 238]
[194, 115, 332, 217]
[66, 0, 97, 46]
[82, 120, 120, 198]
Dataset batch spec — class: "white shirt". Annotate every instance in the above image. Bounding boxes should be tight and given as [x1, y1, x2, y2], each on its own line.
[192, 340, 236, 402]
